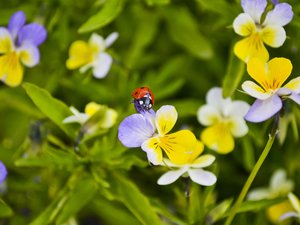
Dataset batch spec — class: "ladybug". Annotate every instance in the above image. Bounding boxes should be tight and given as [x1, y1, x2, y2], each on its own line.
[131, 87, 155, 112]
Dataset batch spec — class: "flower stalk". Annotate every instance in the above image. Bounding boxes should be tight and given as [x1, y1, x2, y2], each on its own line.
[224, 119, 278, 225]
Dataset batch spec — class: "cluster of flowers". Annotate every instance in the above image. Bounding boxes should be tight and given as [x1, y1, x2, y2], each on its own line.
[1, 0, 300, 222]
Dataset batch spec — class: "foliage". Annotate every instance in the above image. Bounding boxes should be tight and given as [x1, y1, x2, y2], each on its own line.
[0, 0, 300, 225]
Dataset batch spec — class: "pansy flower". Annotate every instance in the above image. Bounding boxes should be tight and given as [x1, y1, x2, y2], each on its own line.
[63, 102, 118, 133]
[242, 57, 300, 123]
[197, 87, 249, 154]
[233, 0, 293, 62]
[157, 141, 216, 186]
[0, 161, 7, 185]
[118, 105, 200, 165]
[248, 169, 294, 223]
[280, 193, 300, 222]
[66, 32, 118, 79]
[0, 11, 47, 86]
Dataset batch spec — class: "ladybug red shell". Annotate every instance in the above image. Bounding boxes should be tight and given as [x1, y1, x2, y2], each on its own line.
[131, 87, 155, 112]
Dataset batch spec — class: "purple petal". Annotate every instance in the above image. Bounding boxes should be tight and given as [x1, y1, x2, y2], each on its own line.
[245, 95, 282, 123]
[118, 114, 155, 148]
[0, 161, 7, 185]
[8, 11, 26, 40]
[17, 23, 47, 46]
[264, 3, 293, 26]
[271, 0, 279, 5]
[289, 92, 300, 105]
[241, 0, 267, 23]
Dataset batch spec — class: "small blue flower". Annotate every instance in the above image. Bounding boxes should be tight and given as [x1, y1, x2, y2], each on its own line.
[0, 161, 7, 185]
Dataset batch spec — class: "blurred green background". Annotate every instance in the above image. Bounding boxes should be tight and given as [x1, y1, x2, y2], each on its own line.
[0, 0, 300, 224]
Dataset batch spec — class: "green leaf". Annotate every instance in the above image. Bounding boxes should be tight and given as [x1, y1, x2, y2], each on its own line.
[207, 199, 233, 225]
[164, 6, 213, 60]
[107, 172, 162, 225]
[222, 48, 245, 97]
[237, 198, 285, 213]
[0, 199, 13, 217]
[78, 0, 125, 33]
[145, 56, 189, 100]
[92, 198, 142, 225]
[125, 6, 160, 68]
[23, 82, 76, 139]
[145, 0, 170, 6]
[56, 177, 98, 224]
[15, 145, 77, 168]
[196, 0, 235, 16]
[29, 187, 69, 225]
[166, 99, 202, 118]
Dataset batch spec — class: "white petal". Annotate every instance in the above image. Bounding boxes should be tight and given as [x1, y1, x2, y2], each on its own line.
[279, 212, 300, 221]
[141, 138, 163, 166]
[242, 80, 271, 100]
[224, 100, 250, 118]
[192, 154, 216, 168]
[206, 87, 231, 113]
[63, 114, 88, 124]
[270, 169, 287, 189]
[157, 167, 188, 185]
[247, 187, 271, 200]
[263, 3, 293, 26]
[241, 0, 267, 23]
[89, 33, 105, 52]
[288, 193, 300, 213]
[93, 52, 113, 78]
[105, 32, 119, 48]
[229, 116, 249, 137]
[197, 105, 221, 126]
[188, 169, 217, 186]
[289, 92, 300, 105]
[233, 13, 256, 36]
[17, 43, 40, 67]
[261, 25, 286, 47]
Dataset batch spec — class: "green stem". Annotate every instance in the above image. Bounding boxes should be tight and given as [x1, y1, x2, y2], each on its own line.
[224, 128, 278, 225]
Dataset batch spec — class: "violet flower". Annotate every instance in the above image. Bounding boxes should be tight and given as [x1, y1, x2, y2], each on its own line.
[0, 11, 47, 86]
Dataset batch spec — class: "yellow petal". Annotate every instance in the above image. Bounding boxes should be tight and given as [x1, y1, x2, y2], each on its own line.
[187, 141, 204, 163]
[247, 57, 292, 92]
[85, 102, 101, 117]
[0, 28, 13, 54]
[159, 130, 198, 165]
[247, 57, 268, 89]
[234, 34, 269, 63]
[201, 123, 234, 154]
[155, 105, 177, 135]
[285, 77, 300, 93]
[0, 53, 23, 87]
[266, 200, 294, 224]
[268, 57, 292, 89]
[66, 41, 94, 69]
